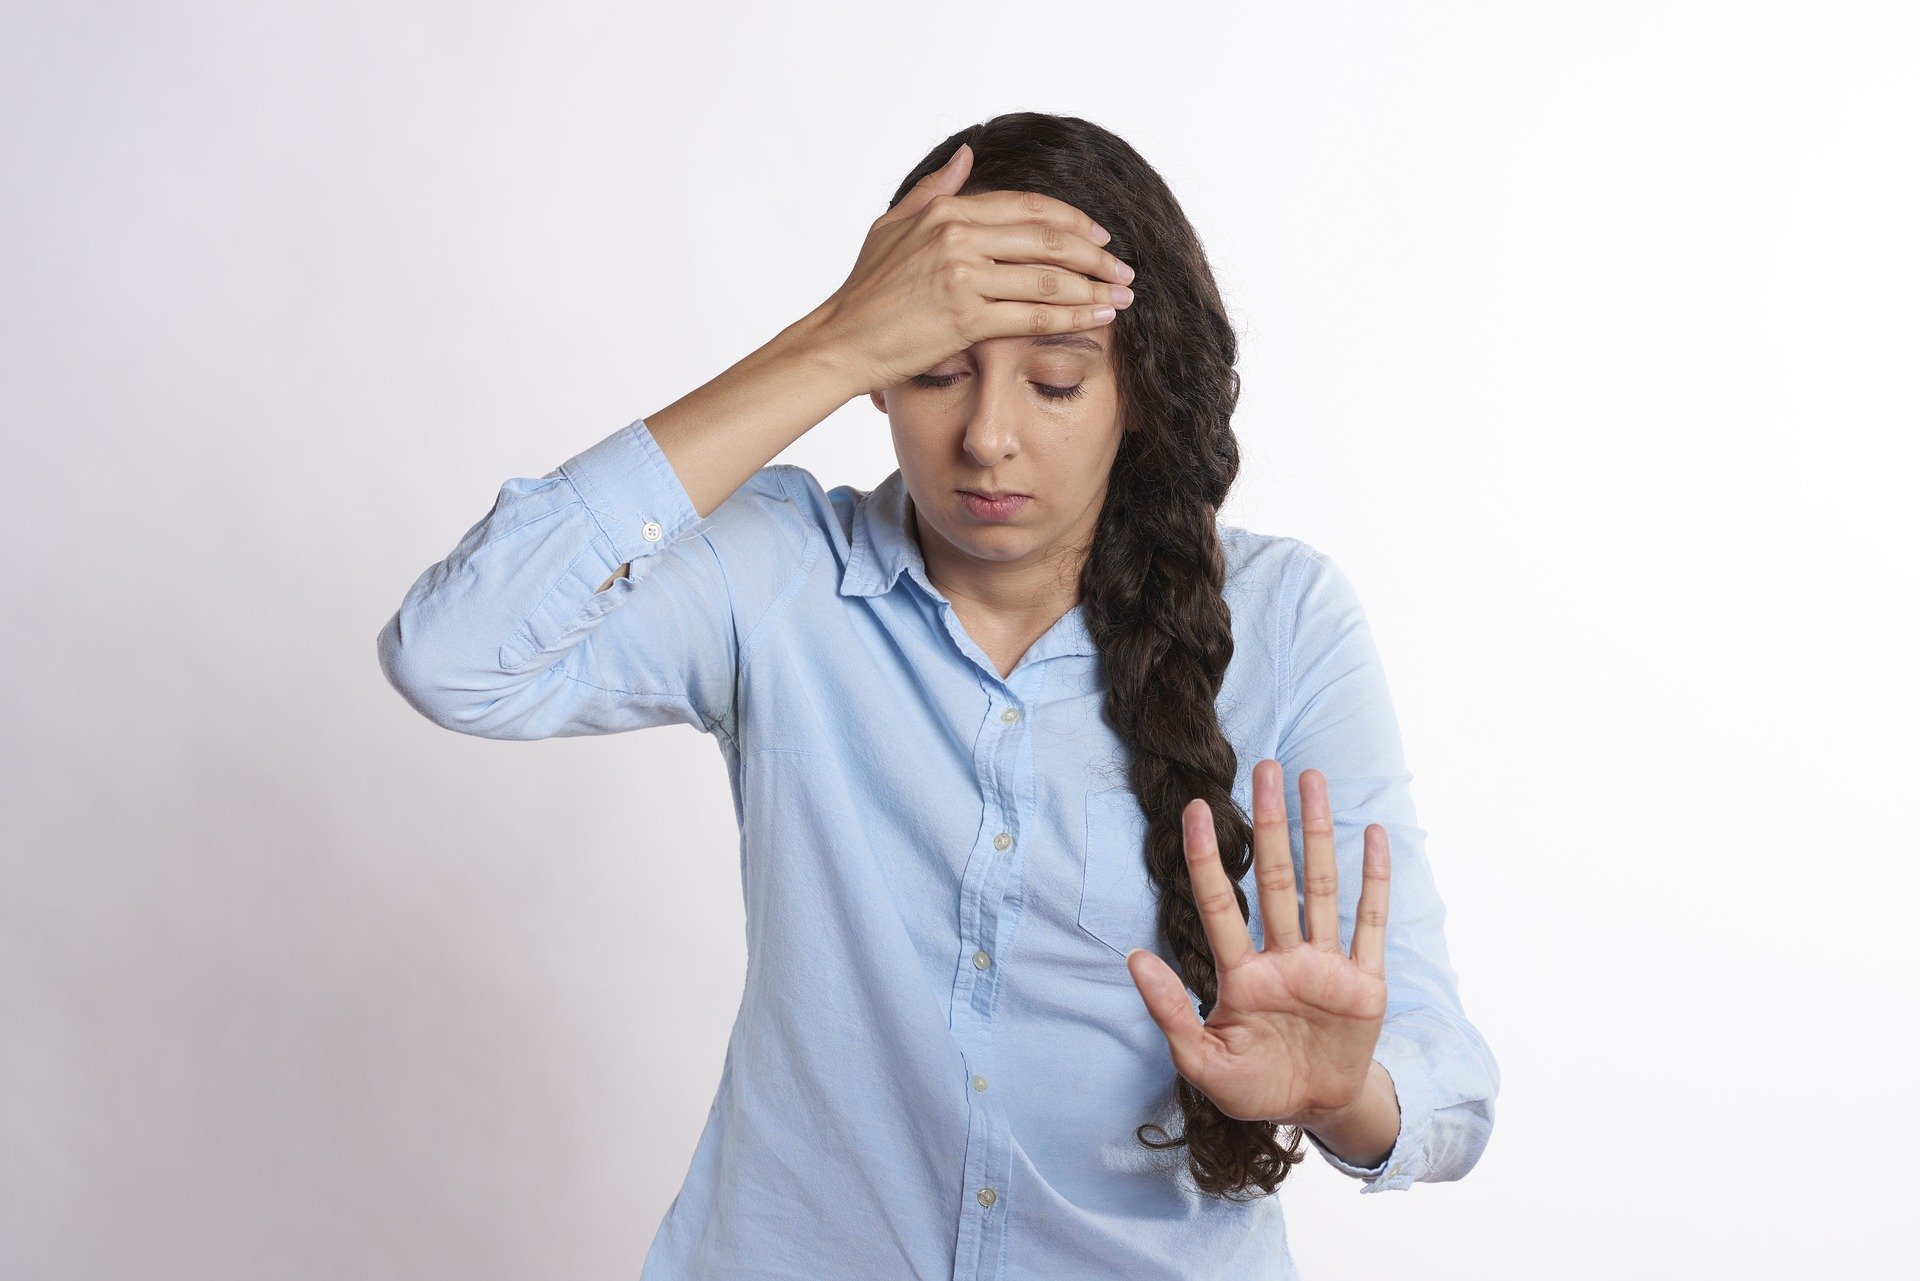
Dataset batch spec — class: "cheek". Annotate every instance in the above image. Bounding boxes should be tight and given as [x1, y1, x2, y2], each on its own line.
[888, 426, 956, 500]
[887, 413, 939, 462]
[1056, 412, 1123, 475]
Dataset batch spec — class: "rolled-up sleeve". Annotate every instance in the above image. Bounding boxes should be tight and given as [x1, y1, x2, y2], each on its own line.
[376, 416, 809, 742]
[1276, 544, 1500, 1193]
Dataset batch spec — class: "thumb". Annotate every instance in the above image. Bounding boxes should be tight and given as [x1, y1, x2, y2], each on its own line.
[1126, 947, 1208, 1068]
[885, 141, 972, 222]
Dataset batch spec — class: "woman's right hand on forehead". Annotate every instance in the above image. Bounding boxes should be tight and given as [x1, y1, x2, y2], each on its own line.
[808, 142, 1137, 395]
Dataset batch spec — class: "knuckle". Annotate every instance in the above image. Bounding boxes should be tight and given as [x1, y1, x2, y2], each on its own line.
[1026, 306, 1050, 334]
[1035, 268, 1061, 297]
[1255, 866, 1295, 894]
[936, 219, 970, 251]
[1040, 223, 1068, 253]
[1019, 189, 1045, 217]
[1195, 885, 1238, 916]
[949, 310, 977, 345]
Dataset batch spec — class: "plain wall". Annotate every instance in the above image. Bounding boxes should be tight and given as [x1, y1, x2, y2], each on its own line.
[4, 1, 1915, 1277]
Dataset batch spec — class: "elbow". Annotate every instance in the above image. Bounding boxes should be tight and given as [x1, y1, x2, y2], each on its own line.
[375, 611, 515, 737]
[1376, 1009, 1501, 1189]
[376, 611, 455, 727]
[1435, 1034, 1501, 1185]
[1431, 1089, 1499, 1186]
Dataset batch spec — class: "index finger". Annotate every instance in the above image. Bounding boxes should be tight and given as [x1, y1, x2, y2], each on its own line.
[1181, 797, 1256, 975]
[948, 187, 1111, 248]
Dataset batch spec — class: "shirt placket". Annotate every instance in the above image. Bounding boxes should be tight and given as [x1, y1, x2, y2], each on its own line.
[947, 662, 1043, 1281]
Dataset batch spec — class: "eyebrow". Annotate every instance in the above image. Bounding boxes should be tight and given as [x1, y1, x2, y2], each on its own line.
[1027, 334, 1105, 353]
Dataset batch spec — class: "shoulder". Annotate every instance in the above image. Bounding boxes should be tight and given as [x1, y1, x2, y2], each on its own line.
[706, 459, 888, 552]
[698, 464, 813, 553]
[716, 462, 867, 549]
[697, 463, 888, 612]
[1216, 524, 1376, 660]
[1216, 523, 1338, 610]
[682, 466, 841, 635]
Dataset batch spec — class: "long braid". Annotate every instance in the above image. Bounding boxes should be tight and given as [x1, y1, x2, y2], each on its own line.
[1079, 346, 1306, 1201]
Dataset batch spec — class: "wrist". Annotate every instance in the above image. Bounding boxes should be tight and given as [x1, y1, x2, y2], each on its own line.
[775, 303, 872, 403]
[1294, 1059, 1401, 1172]
[1294, 1082, 1365, 1131]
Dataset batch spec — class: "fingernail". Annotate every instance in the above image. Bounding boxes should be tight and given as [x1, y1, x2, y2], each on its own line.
[1090, 222, 1111, 244]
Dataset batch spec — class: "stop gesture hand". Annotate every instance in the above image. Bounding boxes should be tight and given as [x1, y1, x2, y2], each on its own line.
[1125, 760, 1391, 1127]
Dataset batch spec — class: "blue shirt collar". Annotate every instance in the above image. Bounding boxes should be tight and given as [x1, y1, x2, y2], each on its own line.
[840, 468, 915, 599]
[840, 469, 1097, 659]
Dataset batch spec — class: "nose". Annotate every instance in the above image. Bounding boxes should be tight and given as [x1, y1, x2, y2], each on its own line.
[961, 377, 1021, 467]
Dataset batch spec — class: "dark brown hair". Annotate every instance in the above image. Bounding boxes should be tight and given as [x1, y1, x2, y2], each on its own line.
[885, 113, 1304, 1200]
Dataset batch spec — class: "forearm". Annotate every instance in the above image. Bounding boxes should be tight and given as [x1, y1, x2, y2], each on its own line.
[1298, 1058, 1401, 1171]
[642, 307, 868, 521]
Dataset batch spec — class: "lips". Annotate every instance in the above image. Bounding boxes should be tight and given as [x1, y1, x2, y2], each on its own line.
[958, 491, 1032, 522]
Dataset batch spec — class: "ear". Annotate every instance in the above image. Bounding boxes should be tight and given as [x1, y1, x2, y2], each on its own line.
[868, 389, 887, 413]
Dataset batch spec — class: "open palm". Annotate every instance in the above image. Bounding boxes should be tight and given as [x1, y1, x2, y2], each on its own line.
[1124, 760, 1391, 1126]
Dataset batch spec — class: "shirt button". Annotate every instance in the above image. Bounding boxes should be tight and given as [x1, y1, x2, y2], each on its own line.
[1000, 707, 1019, 723]
[971, 1074, 988, 1091]
[976, 1187, 997, 1208]
[972, 949, 991, 969]
[641, 520, 663, 542]
[993, 832, 1011, 850]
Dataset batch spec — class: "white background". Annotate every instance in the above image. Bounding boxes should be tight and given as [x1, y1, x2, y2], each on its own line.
[4, 1, 1915, 1277]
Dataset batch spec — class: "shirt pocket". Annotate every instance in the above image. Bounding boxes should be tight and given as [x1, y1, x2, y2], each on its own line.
[1079, 786, 1164, 957]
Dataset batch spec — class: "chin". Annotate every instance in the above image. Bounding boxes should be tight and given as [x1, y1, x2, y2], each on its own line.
[931, 509, 1017, 546]
[958, 529, 1035, 560]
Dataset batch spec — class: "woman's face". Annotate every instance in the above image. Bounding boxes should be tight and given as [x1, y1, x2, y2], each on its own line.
[869, 328, 1125, 586]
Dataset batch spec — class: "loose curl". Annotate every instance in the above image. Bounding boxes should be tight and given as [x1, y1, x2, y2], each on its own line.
[885, 113, 1305, 1200]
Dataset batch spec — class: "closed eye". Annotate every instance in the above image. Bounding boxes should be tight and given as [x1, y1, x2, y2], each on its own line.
[910, 372, 1088, 402]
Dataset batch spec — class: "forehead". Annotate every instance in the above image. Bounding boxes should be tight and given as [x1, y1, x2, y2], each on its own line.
[971, 332, 1109, 358]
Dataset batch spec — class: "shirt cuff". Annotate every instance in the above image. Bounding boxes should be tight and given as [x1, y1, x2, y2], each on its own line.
[557, 416, 706, 566]
[1304, 1030, 1429, 1194]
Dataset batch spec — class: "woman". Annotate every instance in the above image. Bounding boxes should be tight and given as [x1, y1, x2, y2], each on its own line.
[378, 113, 1498, 1280]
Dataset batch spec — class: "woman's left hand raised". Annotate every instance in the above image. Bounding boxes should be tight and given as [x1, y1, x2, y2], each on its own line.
[1125, 759, 1391, 1127]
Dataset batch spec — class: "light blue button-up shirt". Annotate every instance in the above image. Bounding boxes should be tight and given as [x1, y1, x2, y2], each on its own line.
[377, 416, 1499, 1280]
